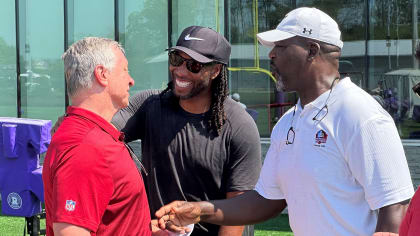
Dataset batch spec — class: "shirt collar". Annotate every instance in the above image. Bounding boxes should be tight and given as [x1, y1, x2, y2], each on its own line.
[324, 77, 351, 106]
[296, 89, 330, 111]
[66, 106, 124, 142]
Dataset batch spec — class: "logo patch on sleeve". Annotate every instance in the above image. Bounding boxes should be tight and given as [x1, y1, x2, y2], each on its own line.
[65, 200, 76, 211]
[314, 130, 328, 147]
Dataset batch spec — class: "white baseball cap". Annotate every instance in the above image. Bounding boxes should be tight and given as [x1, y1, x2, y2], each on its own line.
[257, 7, 343, 49]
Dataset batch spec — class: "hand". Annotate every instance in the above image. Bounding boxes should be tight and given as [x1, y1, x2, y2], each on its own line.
[51, 115, 65, 135]
[372, 232, 399, 236]
[151, 219, 169, 236]
[155, 201, 201, 233]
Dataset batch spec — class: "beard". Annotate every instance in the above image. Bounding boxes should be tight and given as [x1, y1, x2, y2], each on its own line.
[275, 76, 285, 92]
[271, 63, 285, 92]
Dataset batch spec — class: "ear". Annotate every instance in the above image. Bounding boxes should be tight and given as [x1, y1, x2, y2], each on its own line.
[93, 64, 109, 87]
[307, 42, 320, 61]
[209, 64, 222, 80]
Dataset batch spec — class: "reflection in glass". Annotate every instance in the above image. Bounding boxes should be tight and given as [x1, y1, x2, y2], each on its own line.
[18, 0, 64, 122]
[70, 0, 114, 43]
[0, 2, 17, 117]
[172, 0, 224, 44]
[368, 0, 420, 138]
[229, 0, 294, 136]
[2, 0, 419, 140]
[120, 0, 169, 92]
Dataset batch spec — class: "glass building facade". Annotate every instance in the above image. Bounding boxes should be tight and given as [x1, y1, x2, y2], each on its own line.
[2, 0, 420, 141]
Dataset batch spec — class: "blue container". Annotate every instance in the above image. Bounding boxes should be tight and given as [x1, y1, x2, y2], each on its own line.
[0, 117, 51, 217]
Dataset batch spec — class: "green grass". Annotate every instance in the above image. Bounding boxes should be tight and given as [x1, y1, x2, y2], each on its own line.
[0, 199, 45, 236]
[255, 214, 293, 236]
[0, 214, 45, 236]
[398, 118, 420, 139]
[0, 215, 26, 236]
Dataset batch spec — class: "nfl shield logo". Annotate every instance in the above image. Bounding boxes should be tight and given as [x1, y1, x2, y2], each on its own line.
[65, 200, 76, 211]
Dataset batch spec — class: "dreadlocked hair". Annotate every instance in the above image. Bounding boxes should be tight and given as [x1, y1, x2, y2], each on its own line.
[159, 64, 229, 135]
[209, 64, 228, 135]
[160, 81, 172, 97]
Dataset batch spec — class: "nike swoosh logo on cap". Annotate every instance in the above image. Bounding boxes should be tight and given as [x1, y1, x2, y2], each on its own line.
[184, 34, 204, 41]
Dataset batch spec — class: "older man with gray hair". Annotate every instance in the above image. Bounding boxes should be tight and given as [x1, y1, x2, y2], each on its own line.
[43, 37, 155, 236]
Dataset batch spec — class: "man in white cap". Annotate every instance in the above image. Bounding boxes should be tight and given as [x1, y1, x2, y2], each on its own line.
[154, 7, 414, 236]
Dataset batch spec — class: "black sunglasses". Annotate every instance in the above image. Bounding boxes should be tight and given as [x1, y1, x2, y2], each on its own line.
[169, 51, 213, 73]
[413, 82, 420, 97]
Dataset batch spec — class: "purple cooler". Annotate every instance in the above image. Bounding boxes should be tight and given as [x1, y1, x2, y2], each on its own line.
[0, 117, 51, 217]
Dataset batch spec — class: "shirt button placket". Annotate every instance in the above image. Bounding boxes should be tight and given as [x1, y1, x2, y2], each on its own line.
[296, 110, 303, 132]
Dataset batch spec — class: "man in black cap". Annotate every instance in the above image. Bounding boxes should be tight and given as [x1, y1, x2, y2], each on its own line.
[112, 26, 261, 236]
[154, 8, 413, 236]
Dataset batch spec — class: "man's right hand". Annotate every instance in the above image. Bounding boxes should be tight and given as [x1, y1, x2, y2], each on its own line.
[155, 201, 201, 233]
[51, 115, 65, 135]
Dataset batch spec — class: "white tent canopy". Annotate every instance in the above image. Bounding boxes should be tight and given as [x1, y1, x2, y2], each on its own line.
[383, 69, 420, 118]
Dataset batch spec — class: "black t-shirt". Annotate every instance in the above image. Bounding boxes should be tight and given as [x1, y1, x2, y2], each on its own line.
[112, 90, 262, 236]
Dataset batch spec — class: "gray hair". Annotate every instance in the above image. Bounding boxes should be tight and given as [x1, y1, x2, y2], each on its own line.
[62, 37, 125, 97]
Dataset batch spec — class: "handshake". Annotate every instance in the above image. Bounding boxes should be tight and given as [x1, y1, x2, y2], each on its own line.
[154, 200, 401, 236]
[155, 201, 212, 235]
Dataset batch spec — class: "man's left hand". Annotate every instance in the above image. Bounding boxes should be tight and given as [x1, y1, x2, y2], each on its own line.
[151, 219, 169, 236]
[372, 233, 398, 236]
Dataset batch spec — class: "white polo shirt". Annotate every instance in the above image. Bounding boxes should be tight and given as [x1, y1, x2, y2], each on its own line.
[255, 77, 414, 236]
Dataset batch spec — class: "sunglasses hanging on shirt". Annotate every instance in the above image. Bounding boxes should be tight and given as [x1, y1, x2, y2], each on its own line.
[124, 143, 148, 176]
[286, 106, 296, 145]
[285, 78, 339, 145]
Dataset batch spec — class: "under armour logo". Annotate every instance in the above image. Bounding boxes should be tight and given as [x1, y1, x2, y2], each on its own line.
[302, 28, 312, 35]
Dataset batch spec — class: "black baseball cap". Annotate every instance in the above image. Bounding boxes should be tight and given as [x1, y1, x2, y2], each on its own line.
[169, 26, 231, 65]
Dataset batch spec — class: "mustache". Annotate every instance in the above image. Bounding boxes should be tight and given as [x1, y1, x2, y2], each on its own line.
[270, 61, 278, 74]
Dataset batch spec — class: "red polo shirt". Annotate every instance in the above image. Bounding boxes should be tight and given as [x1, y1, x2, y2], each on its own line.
[399, 188, 420, 236]
[43, 106, 151, 236]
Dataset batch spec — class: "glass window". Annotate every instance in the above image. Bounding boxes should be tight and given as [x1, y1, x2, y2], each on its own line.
[293, 1, 368, 88]
[4, 0, 419, 140]
[369, 0, 420, 139]
[228, 0, 296, 137]
[119, 0, 169, 92]
[0, 2, 17, 117]
[228, 0, 419, 140]
[69, 0, 114, 43]
[299, 1, 367, 88]
[171, 0, 224, 45]
[17, 0, 65, 122]
[228, 0, 371, 137]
